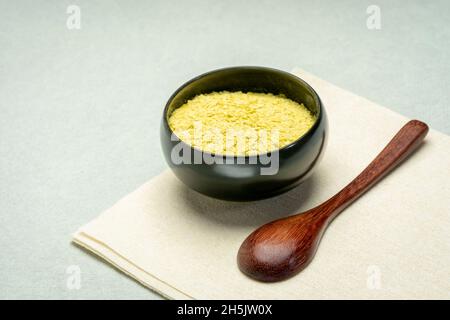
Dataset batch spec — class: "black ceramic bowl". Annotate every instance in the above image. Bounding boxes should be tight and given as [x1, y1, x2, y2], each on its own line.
[160, 66, 327, 201]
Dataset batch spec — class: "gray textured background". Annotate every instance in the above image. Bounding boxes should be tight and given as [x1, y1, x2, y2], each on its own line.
[0, 0, 449, 299]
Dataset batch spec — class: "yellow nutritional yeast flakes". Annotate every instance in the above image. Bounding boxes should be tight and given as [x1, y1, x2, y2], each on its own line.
[168, 91, 316, 156]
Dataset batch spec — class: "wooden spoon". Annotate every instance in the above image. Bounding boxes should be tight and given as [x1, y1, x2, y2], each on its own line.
[237, 120, 429, 282]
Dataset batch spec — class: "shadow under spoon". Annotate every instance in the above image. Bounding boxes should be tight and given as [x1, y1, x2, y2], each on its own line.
[237, 120, 429, 282]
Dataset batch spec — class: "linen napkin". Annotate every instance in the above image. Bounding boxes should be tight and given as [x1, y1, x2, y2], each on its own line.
[73, 69, 450, 299]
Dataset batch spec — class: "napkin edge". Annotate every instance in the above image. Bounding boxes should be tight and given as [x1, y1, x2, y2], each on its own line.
[71, 232, 192, 300]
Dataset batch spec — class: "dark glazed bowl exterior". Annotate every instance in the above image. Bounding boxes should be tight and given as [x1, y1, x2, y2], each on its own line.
[160, 66, 328, 201]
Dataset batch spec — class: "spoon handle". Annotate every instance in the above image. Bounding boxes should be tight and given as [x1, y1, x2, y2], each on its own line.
[318, 120, 429, 220]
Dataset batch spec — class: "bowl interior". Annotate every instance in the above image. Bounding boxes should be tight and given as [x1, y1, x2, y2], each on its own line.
[165, 67, 321, 125]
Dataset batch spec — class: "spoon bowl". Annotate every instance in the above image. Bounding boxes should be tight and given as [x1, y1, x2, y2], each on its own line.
[238, 209, 327, 281]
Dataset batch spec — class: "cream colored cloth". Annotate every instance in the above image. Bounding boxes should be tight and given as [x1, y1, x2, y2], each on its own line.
[73, 69, 450, 299]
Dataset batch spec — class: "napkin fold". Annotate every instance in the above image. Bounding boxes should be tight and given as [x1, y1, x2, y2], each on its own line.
[73, 69, 450, 299]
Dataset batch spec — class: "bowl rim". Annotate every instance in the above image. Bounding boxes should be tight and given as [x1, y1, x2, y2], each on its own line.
[162, 66, 323, 159]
